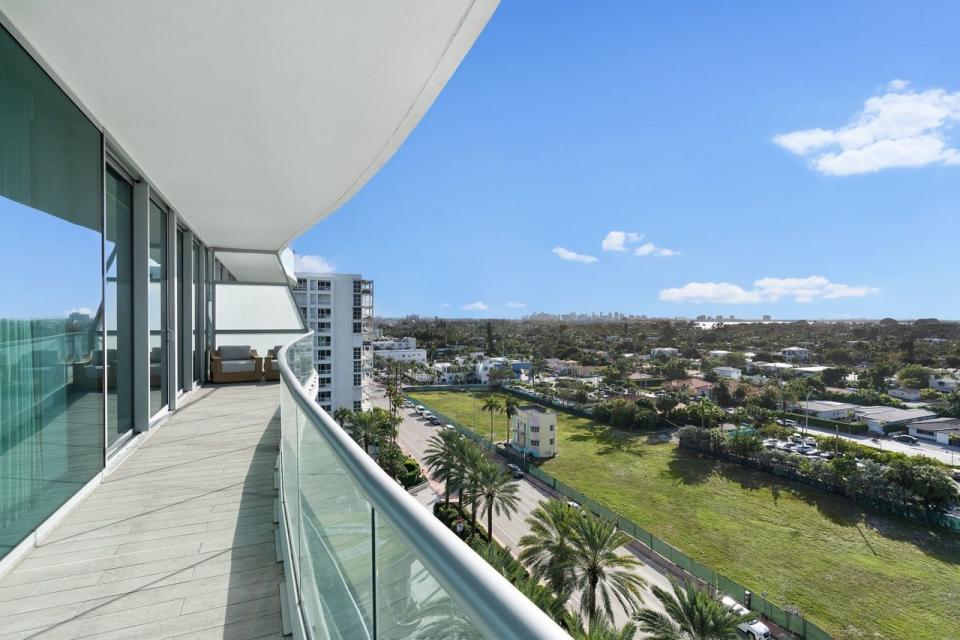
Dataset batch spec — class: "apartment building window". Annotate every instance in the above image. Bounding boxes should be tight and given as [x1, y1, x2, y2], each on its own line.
[353, 401, 362, 412]
[353, 374, 362, 386]
[319, 376, 331, 386]
[300, 306, 307, 319]
[317, 336, 331, 347]
[353, 293, 361, 307]
[531, 426, 540, 433]
[353, 322, 362, 334]
[531, 440, 540, 447]
[317, 280, 331, 291]
[319, 308, 331, 318]
[319, 391, 331, 401]
[317, 364, 331, 374]
[317, 322, 331, 331]
[353, 280, 362, 293]
[353, 361, 362, 373]
[549, 438, 555, 445]
[353, 347, 361, 360]
[294, 278, 307, 291]
[352, 307, 361, 320]
[317, 349, 331, 360]
[321, 404, 332, 412]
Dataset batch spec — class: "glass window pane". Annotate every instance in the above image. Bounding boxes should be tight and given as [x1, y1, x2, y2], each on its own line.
[0, 24, 103, 558]
[105, 168, 133, 446]
[149, 201, 167, 416]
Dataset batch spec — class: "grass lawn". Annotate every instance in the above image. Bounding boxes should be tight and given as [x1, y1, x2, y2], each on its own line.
[409, 390, 960, 640]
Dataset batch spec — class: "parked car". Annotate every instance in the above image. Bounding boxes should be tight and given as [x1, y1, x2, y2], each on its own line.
[794, 445, 815, 455]
[784, 419, 798, 428]
[789, 434, 803, 445]
[566, 500, 581, 509]
[777, 442, 797, 452]
[892, 434, 919, 445]
[506, 464, 524, 479]
[720, 596, 770, 639]
[803, 437, 817, 447]
[819, 451, 838, 460]
[428, 417, 442, 426]
[762, 438, 778, 449]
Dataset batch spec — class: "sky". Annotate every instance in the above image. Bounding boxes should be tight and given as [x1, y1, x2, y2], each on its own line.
[293, 3, 959, 320]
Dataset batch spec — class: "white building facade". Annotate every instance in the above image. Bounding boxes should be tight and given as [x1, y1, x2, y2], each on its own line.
[511, 406, 557, 458]
[373, 336, 427, 363]
[293, 273, 374, 413]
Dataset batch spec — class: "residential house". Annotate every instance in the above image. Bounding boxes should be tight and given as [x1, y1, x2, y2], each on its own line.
[907, 417, 960, 444]
[794, 400, 858, 420]
[780, 346, 811, 362]
[713, 366, 742, 380]
[852, 406, 937, 434]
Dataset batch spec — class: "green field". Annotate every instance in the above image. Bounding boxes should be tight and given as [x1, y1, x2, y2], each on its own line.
[409, 390, 960, 640]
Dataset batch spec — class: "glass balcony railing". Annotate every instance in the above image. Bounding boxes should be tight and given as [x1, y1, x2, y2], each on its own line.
[278, 333, 567, 639]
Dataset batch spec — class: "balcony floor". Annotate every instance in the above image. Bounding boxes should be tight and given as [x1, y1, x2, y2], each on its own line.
[0, 383, 284, 640]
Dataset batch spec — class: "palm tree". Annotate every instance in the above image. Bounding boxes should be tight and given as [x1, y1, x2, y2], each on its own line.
[518, 500, 577, 594]
[423, 429, 461, 505]
[332, 407, 353, 428]
[475, 459, 521, 539]
[481, 396, 502, 444]
[634, 577, 750, 640]
[454, 444, 487, 535]
[346, 410, 387, 454]
[502, 395, 520, 443]
[565, 611, 638, 640]
[513, 574, 569, 624]
[568, 513, 647, 623]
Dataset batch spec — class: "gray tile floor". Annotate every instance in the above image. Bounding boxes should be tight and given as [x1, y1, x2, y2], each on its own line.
[0, 383, 285, 640]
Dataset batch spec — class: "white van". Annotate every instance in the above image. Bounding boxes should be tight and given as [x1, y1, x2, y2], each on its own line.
[415, 405, 426, 415]
[720, 596, 770, 639]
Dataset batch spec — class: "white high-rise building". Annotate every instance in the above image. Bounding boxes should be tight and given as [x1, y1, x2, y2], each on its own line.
[293, 273, 374, 413]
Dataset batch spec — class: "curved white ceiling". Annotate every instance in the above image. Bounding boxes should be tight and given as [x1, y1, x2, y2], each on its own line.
[0, 0, 497, 250]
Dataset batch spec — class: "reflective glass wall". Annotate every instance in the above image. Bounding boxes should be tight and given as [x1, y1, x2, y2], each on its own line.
[148, 201, 167, 416]
[0, 24, 104, 556]
[105, 167, 134, 448]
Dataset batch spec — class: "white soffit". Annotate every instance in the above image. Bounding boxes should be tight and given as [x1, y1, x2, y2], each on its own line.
[215, 251, 289, 284]
[0, 0, 498, 250]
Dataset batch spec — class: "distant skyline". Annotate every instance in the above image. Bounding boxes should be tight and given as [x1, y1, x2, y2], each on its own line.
[292, 2, 960, 320]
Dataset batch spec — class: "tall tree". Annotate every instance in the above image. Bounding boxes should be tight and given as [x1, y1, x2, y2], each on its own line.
[475, 459, 521, 540]
[568, 514, 647, 622]
[346, 410, 387, 454]
[634, 577, 749, 640]
[518, 500, 577, 594]
[503, 395, 520, 443]
[423, 429, 462, 505]
[332, 407, 353, 428]
[481, 396, 502, 443]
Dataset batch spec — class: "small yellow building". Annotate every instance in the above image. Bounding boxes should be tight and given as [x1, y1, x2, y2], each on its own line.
[511, 406, 557, 458]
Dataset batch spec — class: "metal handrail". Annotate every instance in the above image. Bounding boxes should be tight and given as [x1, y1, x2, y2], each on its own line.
[278, 333, 568, 640]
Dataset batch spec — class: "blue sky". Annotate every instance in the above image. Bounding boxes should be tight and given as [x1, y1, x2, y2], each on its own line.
[295, 2, 958, 320]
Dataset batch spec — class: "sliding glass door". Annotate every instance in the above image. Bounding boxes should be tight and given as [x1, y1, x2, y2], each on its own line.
[105, 167, 134, 448]
[148, 202, 168, 416]
[0, 23, 104, 558]
[193, 242, 203, 384]
[176, 227, 185, 395]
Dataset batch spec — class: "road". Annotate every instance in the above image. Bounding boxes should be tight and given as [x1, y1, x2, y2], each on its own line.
[795, 422, 960, 466]
[372, 386, 680, 633]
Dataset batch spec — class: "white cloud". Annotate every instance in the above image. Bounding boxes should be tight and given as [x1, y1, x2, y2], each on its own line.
[506, 302, 526, 308]
[463, 301, 489, 311]
[659, 276, 877, 304]
[601, 231, 642, 252]
[553, 246, 599, 264]
[774, 83, 960, 175]
[440, 302, 451, 308]
[293, 253, 336, 273]
[887, 79, 910, 92]
[634, 242, 679, 257]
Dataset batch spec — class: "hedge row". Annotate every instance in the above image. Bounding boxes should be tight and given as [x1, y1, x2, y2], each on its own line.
[780, 411, 869, 434]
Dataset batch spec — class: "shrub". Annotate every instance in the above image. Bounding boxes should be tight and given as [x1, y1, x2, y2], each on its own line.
[677, 426, 724, 453]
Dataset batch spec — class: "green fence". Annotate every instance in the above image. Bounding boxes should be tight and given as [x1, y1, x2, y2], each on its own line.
[411, 394, 835, 640]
